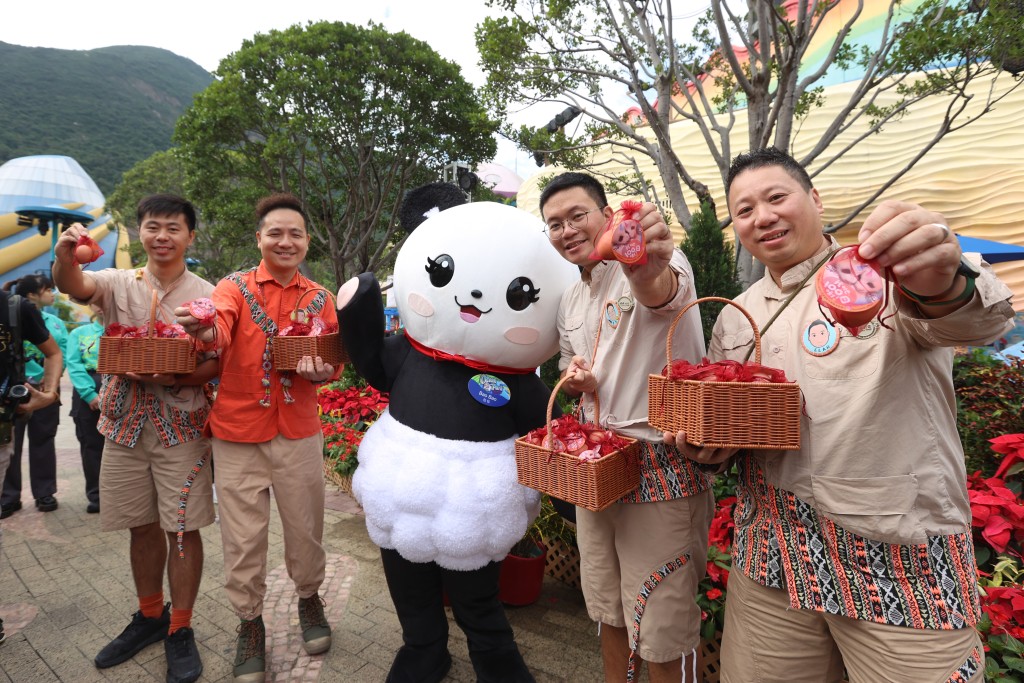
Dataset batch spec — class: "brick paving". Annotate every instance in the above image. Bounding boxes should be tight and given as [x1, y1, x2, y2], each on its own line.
[0, 379, 606, 682]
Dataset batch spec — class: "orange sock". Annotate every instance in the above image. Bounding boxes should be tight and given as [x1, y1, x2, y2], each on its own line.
[168, 608, 193, 635]
[139, 592, 165, 619]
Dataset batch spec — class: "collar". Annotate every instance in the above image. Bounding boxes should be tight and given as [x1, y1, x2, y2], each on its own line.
[405, 333, 537, 375]
[582, 259, 611, 286]
[766, 236, 840, 298]
[255, 261, 302, 288]
[138, 265, 189, 292]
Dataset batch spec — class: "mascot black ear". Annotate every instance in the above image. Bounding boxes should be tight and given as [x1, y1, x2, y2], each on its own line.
[399, 182, 467, 233]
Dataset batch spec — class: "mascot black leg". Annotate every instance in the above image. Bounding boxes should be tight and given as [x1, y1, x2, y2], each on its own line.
[442, 561, 536, 683]
[380, 548, 453, 683]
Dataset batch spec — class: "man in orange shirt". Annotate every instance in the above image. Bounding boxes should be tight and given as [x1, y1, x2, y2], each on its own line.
[175, 192, 339, 683]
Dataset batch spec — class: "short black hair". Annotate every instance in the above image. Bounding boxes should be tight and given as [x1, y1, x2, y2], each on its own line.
[726, 147, 813, 197]
[538, 172, 608, 217]
[137, 194, 198, 232]
[10, 275, 52, 297]
[256, 192, 308, 230]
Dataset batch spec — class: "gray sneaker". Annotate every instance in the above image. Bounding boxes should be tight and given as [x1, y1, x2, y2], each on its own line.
[233, 617, 265, 683]
[297, 595, 331, 654]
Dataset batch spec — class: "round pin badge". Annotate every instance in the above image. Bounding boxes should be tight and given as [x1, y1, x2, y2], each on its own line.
[803, 319, 840, 357]
[617, 295, 634, 312]
[605, 301, 622, 328]
[468, 373, 511, 407]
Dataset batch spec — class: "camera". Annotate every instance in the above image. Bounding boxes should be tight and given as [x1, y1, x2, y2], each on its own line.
[4, 383, 29, 405]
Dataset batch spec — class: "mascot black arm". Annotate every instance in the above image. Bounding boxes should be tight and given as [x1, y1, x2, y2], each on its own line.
[337, 272, 408, 393]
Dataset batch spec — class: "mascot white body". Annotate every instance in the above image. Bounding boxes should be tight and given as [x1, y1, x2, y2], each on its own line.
[352, 201, 578, 570]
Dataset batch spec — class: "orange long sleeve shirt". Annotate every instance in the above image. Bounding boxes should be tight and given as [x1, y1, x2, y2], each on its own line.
[206, 263, 340, 443]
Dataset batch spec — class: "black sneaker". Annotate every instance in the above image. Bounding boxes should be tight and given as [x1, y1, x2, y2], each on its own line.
[165, 627, 203, 683]
[35, 496, 58, 512]
[0, 501, 21, 519]
[86, 501, 100, 514]
[95, 603, 170, 668]
[0, 617, 6, 645]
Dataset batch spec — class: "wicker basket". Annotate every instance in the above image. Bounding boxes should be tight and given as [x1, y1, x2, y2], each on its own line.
[515, 376, 640, 512]
[272, 287, 348, 370]
[540, 534, 581, 589]
[647, 296, 801, 450]
[322, 456, 353, 492]
[97, 290, 197, 375]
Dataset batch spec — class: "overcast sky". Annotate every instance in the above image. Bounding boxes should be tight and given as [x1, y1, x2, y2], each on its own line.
[0, 0, 551, 177]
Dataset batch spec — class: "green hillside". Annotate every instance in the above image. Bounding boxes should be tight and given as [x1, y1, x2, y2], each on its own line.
[0, 42, 213, 194]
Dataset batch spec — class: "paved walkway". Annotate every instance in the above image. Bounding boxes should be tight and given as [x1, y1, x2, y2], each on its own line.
[0, 379, 606, 682]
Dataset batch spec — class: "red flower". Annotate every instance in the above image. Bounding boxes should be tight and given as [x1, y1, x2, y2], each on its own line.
[706, 588, 723, 601]
[990, 434, 1024, 479]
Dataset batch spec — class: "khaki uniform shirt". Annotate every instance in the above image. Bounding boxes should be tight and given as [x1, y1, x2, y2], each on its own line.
[557, 250, 712, 502]
[82, 267, 215, 447]
[710, 238, 1015, 543]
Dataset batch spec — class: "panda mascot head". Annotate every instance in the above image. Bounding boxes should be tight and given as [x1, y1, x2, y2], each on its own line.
[393, 183, 579, 370]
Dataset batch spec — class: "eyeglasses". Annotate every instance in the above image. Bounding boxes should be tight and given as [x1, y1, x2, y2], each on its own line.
[545, 207, 603, 237]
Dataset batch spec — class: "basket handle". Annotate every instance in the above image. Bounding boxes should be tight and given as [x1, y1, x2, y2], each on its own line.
[664, 296, 761, 369]
[148, 290, 158, 339]
[545, 373, 601, 436]
[292, 286, 337, 317]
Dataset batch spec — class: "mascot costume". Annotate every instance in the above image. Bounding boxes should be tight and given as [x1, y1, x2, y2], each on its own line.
[336, 183, 579, 683]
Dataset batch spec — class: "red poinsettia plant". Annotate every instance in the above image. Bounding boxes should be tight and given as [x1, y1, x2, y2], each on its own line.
[969, 472, 1024, 557]
[318, 381, 390, 478]
[697, 494, 736, 640]
[663, 357, 791, 383]
[520, 415, 632, 461]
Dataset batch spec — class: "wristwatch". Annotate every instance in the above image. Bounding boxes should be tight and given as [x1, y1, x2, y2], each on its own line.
[956, 254, 982, 280]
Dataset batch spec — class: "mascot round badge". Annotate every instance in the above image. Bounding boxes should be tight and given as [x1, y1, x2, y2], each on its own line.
[337, 182, 578, 683]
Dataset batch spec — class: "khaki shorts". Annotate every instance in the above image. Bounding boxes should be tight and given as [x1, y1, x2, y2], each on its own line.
[577, 490, 713, 662]
[100, 421, 214, 533]
[721, 569, 984, 683]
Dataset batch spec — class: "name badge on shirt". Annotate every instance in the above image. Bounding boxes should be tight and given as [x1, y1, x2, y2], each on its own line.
[468, 374, 510, 407]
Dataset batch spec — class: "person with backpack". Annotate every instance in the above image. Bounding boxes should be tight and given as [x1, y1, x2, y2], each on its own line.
[0, 284, 62, 643]
[0, 275, 68, 517]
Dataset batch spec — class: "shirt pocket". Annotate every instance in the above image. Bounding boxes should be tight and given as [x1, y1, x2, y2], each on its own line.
[716, 328, 756, 362]
[812, 473, 923, 545]
[563, 313, 589, 357]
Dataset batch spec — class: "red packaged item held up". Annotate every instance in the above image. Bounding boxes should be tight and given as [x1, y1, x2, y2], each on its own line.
[589, 200, 648, 265]
[814, 246, 885, 335]
[73, 234, 105, 265]
[185, 298, 216, 327]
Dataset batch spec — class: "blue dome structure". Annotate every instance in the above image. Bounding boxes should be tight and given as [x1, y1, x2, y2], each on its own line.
[0, 155, 105, 214]
[0, 155, 116, 286]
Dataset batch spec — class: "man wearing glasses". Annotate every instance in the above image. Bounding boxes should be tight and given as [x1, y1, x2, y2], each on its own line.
[539, 172, 712, 683]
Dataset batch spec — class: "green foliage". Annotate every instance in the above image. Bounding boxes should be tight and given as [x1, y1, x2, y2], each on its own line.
[953, 351, 1024, 475]
[528, 494, 578, 549]
[983, 630, 1024, 681]
[679, 202, 741, 345]
[0, 43, 212, 193]
[174, 21, 498, 287]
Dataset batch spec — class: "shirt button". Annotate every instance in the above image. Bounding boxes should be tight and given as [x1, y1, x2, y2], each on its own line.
[771, 345, 781, 354]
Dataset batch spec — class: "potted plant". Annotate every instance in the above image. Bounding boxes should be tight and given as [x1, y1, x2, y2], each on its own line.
[317, 371, 389, 490]
[499, 530, 547, 607]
